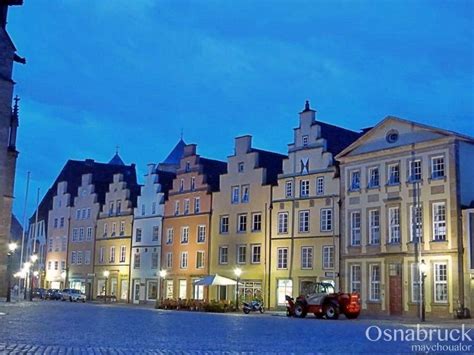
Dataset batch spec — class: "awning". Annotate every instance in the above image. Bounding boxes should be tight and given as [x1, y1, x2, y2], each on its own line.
[193, 274, 243, 286]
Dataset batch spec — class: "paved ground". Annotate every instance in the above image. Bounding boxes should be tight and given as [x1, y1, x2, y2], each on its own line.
[1, 301, 473, 354]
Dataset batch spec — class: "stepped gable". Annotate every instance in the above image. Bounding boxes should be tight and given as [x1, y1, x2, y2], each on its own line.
[200, 157, 227, 191]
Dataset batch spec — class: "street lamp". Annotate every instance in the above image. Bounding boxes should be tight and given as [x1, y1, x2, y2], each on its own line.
[103, 270, 110, 303]
[419, 259, 428, 322]
[6, 242, 18, 302]
[234, 267, 242, 310]
[159, 269, 167, 305]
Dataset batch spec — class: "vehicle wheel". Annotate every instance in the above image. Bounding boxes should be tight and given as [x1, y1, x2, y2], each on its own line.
[294, 302, 307, 318]
[69, 297, 73, 302]
[323, 303, 340, 320]
[259, 307, 264, 314]
[243, 308, 250, 314]
[345, 312, 359, 319]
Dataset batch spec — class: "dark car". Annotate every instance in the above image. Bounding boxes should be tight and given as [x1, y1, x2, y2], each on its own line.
[45, 289, 62, 300]
[32, 288, 47, 299]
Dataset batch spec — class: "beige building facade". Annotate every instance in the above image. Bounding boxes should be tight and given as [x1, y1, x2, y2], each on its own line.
[337, 116, 474, 317]
[209, 136, 285, 303]
[94, 173, 136, 302]
[269, 102, 360, 308]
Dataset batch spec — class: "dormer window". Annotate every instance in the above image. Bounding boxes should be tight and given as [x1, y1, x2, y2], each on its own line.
[302, 135, 309, 147]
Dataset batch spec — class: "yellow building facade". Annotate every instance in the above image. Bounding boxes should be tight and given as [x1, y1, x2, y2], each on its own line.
[94, 173, 136, 302]
[269, 102, 360, 308]
[209, 135, 285, 302]
[337, 116, 474, 317]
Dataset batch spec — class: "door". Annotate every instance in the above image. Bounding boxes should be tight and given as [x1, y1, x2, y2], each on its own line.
[133, 280, 140, 304]
[389, 263, 403, 315]
[121, 280, 129, 301]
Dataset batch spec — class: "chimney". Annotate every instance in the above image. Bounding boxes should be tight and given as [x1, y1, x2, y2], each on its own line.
[235, 135, 252, 155]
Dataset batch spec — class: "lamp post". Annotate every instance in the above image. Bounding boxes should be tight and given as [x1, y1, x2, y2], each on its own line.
[234, 267, 242, 310]
[159, 269, 167, 306]
[103, 270, 110, 303]
[419, 259, 427, 322]
[6, 242, 18, 302]
[29, 254, 38, 301]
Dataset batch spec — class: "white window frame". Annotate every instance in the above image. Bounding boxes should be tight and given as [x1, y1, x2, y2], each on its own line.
[316, 176, 324, 195]
[120, 245, 126, 263]
[196, 251, 204, 269]
[197, 225, 206, 243]
[300, 180, 309, 197]
[369, 264, 381, 301]
[322, 245, 334, 269]
[251, 244, 261, 264]
[181, 226, 189, 244]
[434, 262, 448, 303]
[180, 252, 188, 269]
[350, 170, 361, 190]
[219, 246, 228, 264]
[350, 211, 361, 246]
[278, 212, 288, 234]
[368, 167, 380, 188]
[252, 213, 262, 232]
[237, 214, 247, 233]
[194, 197, 200, 213]
[409, 159, 422, 182]
[301, 246, 313, 269]
[387, 163, 400, 185]
[369, 209, 380, 245]
[411, 263, 421, 303]
[431, 156, 445, 179]
[285, 180, 293, 198]
[237, 245, 246, 264]
[277, 248, 288, 269]
[432, 202, 446, 241]
[174, 201, 180, 216]
[299, 210, 310, 233]
[241, 185, 250, 203]
[410, 205, 423, 242]
[350, 264, 361, 293]
[320, 208, 332, 232]
[220, 215, 229, 234]
[388, 207, 400, 243]
[231, 186, 240, 204]
[166, 228, 173, 244]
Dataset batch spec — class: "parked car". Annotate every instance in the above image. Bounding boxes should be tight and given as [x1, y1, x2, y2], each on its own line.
[61, 288, 86, 302]
[45, 289, 62, 300]
[286, 282, 361, 320]
[32, 288, 47, 299]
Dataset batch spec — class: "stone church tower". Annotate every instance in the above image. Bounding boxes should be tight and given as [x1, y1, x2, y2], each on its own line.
[0, 0, 24, 299]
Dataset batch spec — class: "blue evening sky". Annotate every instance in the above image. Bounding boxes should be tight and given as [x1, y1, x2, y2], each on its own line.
[7, 0, 474, 220]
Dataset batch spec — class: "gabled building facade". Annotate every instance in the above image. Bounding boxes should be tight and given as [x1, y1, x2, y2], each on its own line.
[45, 182, 71, 289]
[162, 144, 226, 300]
[209, 136, 285, 302]
[131, 164, 174, 304]
[336, 116, 474, 317]
[269, 102, 361, 308]
[94, 173, 138, 301]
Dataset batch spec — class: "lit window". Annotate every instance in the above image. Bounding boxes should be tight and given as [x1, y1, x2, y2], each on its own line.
[433, 202, 446, 241]
[410, 205, 423, 242]
[369, 209, 380, 245]
[434, 263, 448, 303]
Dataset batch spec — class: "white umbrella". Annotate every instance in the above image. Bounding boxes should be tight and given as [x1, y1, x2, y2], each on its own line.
[193, 274, 243, 286]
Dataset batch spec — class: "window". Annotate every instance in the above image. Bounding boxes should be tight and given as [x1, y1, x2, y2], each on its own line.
[136, 228, 142, 243]
[77, 251, 83, 265]
[322, 246, 334, 269]
[388, 207, 400, 243]
[191, 176, 196, 191]
[316, 177, 324, 195]
[369, 265, 381, 301]
[238, 214, 247, 233]
[84, 250, 91, 265]
[86, 208, 91, 219]
[71, 251, 77, 265]
[60, 217, 64, 228]
[72, 228, 78, 242]
[241, 185, 250, 203]
[185, 161, 191, 172]
[285, 181, 293, 198]
[194, 197, 200, 213]
[300, 180, 309, 197]
[320, 209, 332, 232]
[54, 261, 59, 270]
[220, 215, 229, 234]
[350, 171, 361, 190]
[369, 209, 380, 244]
[103, 223, 108, 237]
[237, 245, 246, 264]
[277, 279, 293, 306]
[238, 162, 244, 172]
[197, 225, 206, 243]
[252, 213, 262, 232]
[219, 246, 228, 264]
[109, 246, 116, 263]
[196, 251, 204, 269]
[251, 244, 261, 264]
[166, 228, 173, 244]
[368, 167, 380, 188]
[111, 222, 116, 236]
[278, 212, 288, 234]
[48, 238, 53, 252]
[48, 261, 51, 270]
[184, 199, 190, 215]
[152, 226, 160, 241]
[299, 210, 310, 233]
[86, 227, 93, 241]
[134, 253, 140, 269]
[231, 186, 240, 204]
[179, 280, 186, 299]
[410, 205, 423, 242]
[54, 218, 58, 229]
[54, 237, 59, 252]
[152, 202, 156, 214]
[350, 265, 361, 293]
[99, 247, 104, 263]
[302, 135, 309, 146]
[109, 202, 114, 216]
[411, 263, 421, 303]
[166, 253, 172, 268]
[174, 201, 180, 215]
[350, 211, 361, 246]
[277, 248, 288, 269]
[181, 226, 189, 244]
[151, 252, 158, 269]
[61, 236, 67, 251]
[119, 246, 126, 264]
[116, 201, 121, 214]
[433, 202, 446, 241]
[179, 179, 184, 192]
[79, 227, 85, 241]
[431, 156, 445, 179]
[301, 246, 313, 269]
[76, 209, 81, 220]
[120, 221, 125, 235]
[387, 163, 400, 185]
[141, 204, 145, 216]
[434, 263, 448, 303]
[409, 159, 422, 182]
